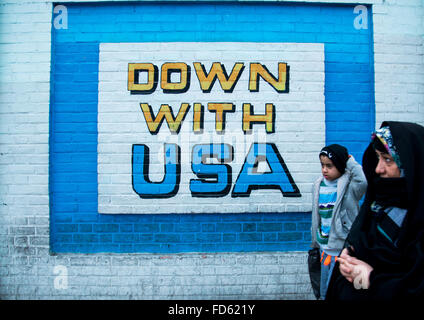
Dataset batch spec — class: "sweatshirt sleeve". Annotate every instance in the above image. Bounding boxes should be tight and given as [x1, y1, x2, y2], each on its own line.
[345, 157, 367, 201]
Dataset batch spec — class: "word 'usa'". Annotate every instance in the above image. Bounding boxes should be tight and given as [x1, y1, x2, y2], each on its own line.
[132, 142, 300, 198]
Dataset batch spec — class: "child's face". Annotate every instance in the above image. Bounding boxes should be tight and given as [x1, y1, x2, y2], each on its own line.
[320, 155, 342, 181]
[375, 150, 401, 178]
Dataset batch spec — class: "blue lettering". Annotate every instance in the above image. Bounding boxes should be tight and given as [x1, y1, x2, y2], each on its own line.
[190, 144, 233, 197]
[132, 144, 180, 198]
[231, 143, 300, 197]
[132, 142, 300, 199]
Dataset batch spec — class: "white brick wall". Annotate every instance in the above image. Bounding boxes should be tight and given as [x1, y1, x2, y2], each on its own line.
[373, 0, 424, 127]
[97, 42, 325, 214]
[0, 0, 52, 270]
[0, 0, 423, 300]
[1, 252, 313, 299]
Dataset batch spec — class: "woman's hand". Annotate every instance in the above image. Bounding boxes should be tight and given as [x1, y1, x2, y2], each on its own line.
[338, 248, 373, 289]
[338, 248, 355, 282]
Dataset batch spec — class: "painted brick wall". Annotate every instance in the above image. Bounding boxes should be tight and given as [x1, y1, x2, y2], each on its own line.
[373, 0, 424, 126]
[97, 41, 325, 215]
[0, 0, 423, 300]
[50, 1, 373, 254]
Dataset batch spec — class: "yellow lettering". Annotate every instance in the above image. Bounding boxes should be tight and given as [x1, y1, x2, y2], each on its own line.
[207, 103, 235, 133]
[140, 103, 190, 134]
[249, 63, 288, 93]
[128, 63, 158, 93]
[161, 62, 190, 93]
[193, 62, 244, 93]
[193, 103, 204, 133]
[242, 103, 275, 133]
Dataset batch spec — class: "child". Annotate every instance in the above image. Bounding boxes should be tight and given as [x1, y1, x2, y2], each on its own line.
[311, 144, 367, 299]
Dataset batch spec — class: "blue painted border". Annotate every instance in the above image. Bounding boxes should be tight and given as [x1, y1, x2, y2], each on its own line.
[50, 2, 374, 253]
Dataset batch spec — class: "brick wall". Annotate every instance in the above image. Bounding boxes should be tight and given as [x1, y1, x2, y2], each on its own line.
[50, 2, 373, 254]
[1, 252, 311, 299]
[1, 0, 423, 300]
[373, 0, 424, 126]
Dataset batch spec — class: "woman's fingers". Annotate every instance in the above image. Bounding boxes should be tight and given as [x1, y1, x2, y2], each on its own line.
[340, 248, 350, 259]
[338, 257, 354, 282]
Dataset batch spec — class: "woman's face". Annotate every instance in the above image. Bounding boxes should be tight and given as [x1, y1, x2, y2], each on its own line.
[375, 150, 401, 178]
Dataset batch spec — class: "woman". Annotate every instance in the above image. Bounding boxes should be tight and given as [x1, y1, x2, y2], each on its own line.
[326, 121, 424, 300]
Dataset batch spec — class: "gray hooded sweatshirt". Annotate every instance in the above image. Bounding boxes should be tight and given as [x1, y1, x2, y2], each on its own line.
[311, 157, 367, 253]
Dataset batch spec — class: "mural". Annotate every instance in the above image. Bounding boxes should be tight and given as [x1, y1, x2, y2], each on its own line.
[98, 42, 325, 214]
[50, 2, 374, 252]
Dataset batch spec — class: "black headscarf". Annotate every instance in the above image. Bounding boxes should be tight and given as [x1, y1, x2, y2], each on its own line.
[326, 121, 424, 300]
